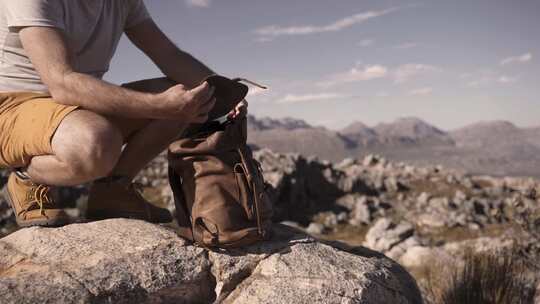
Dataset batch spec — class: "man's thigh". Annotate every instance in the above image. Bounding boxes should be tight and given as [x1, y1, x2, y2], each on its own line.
[0, 78, 176, 168]
[0, 92, 78, 169]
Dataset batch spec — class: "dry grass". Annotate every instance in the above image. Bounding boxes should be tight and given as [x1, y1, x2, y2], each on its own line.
[425, 249, 537, 304]
[419, 223, 520, 244]
[407, 179, 472, 198]
[316, 224, 369, 246]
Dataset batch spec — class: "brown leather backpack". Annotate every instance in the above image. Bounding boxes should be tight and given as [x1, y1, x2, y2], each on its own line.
[168, 77, 273, 248]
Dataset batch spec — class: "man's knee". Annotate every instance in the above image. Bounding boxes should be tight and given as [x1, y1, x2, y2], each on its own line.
[81, 119, 123, 179]
[52, 110, 123, 181]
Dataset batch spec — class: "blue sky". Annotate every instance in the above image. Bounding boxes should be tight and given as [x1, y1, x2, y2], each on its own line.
[105, 0, 540, 131]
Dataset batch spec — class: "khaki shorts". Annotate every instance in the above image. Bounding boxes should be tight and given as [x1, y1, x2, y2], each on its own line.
[0, 92, 149, 169]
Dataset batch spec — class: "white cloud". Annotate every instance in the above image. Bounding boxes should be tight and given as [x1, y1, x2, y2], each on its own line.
[320, 63, 437, 87]
[320, 64, 388, 86]
[408, 87, 433, 96]
[254, 7, 398, 40]
[393, 64, 438, 83]
[497, 75, 518, 84]
[465, 71, 518, 88]
[467, 79, 489, 88]
[463, 70, 492, 88]
[358, 39, 375, 47]
[394, 42, 418, 49]
[185, 0, 211, 8]
[500, 52, 532, 66]
[277, 93, 344, 104]
[345, 65, 389, 81]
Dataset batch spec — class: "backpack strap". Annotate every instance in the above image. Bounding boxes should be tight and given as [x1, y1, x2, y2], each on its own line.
[237, 145, 266, 236]
[168, 165, 195, 242]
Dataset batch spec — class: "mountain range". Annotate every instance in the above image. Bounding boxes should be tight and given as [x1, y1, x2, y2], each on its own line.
[247, 115, 540, 178]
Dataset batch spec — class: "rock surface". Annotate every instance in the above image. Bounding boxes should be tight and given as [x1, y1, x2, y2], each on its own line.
[0, 183, 16, 237]
[1, 149, 539, 301]
[0, 219, 423, 304]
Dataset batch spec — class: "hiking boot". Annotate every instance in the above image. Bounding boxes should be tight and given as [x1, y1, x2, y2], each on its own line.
[3, 173, 69, 227]
[86, 178, 172, 223]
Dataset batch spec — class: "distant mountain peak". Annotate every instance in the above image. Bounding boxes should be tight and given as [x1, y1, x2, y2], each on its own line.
[455, 120, 518, 132]
[247, 115, 312, 131]
[374, 116, 447, 139]
[394, 116, 429, 124]
[341, 121, 374, 135]
[450, 120, 525, 149]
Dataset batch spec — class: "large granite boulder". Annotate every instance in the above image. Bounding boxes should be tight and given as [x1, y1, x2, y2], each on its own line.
[0, 219, 422, 304]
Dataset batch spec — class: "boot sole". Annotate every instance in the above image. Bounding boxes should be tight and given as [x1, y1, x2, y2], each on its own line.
[2, 186, 69, 228]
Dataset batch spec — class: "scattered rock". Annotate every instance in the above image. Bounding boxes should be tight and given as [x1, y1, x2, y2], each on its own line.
[362, 154, 379, 166]
[306, 222, 325, 235]
[399, 246, 441, 269]
[363, 218, 415, 255]
[417, 213, 446, 229]
[254, 150, 344, 224]
[443, 237, 516, 255]
[384, 176, 407, 192]
[348, 198, 372, 226]
[417, 192, 431, 205]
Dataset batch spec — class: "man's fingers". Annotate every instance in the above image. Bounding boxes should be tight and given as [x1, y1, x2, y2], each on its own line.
[189, 81, 213, 102]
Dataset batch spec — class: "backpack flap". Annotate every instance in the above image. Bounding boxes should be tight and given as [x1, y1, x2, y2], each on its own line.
[169, 116, 247, 156]
[183, 75, 249, 137]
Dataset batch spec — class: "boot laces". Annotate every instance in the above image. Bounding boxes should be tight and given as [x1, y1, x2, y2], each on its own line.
[25, 184, 54, 216]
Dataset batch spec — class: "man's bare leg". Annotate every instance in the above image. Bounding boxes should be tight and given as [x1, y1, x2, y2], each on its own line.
[110, 119, 187, 180]
[108, 78, 188, 180]
[21, 104, 181, 223]
[26, 110, 124, 186]
[25, 78, 186, 185]
[26, 113, 186, 186]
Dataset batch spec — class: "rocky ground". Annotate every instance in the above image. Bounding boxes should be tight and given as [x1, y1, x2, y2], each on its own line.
[0, 219, 422, 304]
[1, 149, 539, 303]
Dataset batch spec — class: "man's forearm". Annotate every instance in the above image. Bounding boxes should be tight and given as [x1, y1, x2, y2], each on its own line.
[156, 48, 214, 89]
[125, 19, 214, 89]
[53, 72, 160, 118]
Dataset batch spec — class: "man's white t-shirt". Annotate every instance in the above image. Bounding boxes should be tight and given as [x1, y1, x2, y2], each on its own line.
[0, 0, 151, 92]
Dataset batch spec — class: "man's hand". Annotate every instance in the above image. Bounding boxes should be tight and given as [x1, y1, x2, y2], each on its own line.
[227, 99, 248, 120]
[157, 82, 216, 122]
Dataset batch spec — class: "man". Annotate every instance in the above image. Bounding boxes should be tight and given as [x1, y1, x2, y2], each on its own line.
[0, 0, 247, 227]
